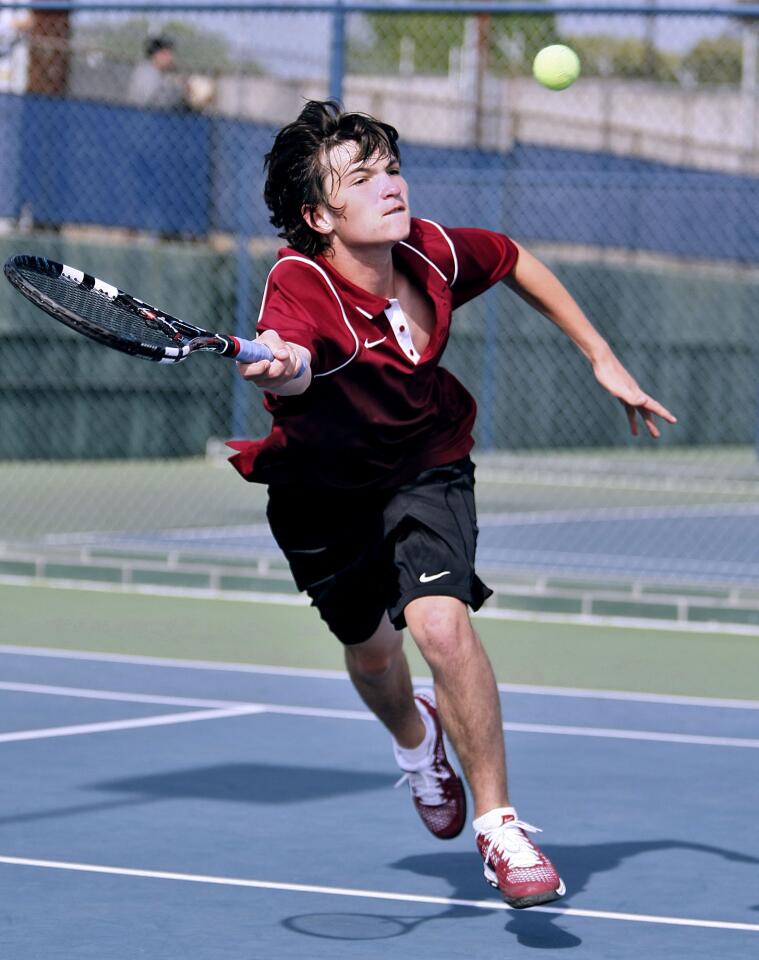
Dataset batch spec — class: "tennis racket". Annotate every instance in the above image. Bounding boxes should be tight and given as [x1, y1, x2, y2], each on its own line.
[3, 254, 287, 368]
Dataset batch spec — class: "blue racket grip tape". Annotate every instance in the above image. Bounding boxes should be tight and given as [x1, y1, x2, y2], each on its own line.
[233, 338, 273, 363]
[233, 337, 306, 378]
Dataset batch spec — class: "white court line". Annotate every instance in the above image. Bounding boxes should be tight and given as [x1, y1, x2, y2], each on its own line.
[0, 705, 265, 744]
[0, 576, 309, 607]
[0, 855, 757, 933]
[42, 522, 274, 546]
[263, 705, 759, 749]
[475, 466, 759, 499]
[503, 722, 759, 749]
[497, 683, 759, 711]
[0, 681, 250, 710]
[2, 682, 758, 748]
[1, 643, 757, 710]
[475, 605, 759, 639]
[479, 502, 759, 525]
[0, 644, 351, 680]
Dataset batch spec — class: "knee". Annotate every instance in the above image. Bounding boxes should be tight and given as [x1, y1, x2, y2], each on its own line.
[346, 645, 395, 680]
[405, 598, 476, 666]
[344, 624, 403, 681]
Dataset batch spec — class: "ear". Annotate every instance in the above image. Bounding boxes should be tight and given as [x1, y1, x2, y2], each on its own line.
[302, 204, 334, 237]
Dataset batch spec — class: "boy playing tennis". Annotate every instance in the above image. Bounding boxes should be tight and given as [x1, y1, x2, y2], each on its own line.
[229, 100, 675, 908]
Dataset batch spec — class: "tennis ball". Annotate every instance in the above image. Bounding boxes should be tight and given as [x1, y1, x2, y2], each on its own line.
[533, 44, 581, 91]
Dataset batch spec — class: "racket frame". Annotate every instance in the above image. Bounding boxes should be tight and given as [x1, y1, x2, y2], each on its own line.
[3, 254, 253, 364]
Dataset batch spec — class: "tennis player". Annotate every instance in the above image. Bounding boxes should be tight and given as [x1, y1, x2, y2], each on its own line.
[228, 100, 676, 909]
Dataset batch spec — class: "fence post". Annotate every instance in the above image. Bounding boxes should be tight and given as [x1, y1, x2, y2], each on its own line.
[231, 235, 252, 439]
[329, 0, 346, 103]
[480, 293, 499, 450]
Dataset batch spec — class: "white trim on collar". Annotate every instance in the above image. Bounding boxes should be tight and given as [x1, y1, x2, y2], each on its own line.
[419, 218, 459, 287]
[398, 240, 448, 285]
[258, 256, 359, 378]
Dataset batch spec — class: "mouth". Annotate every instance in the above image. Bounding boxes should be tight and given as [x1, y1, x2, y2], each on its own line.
[384, 205, 407, 216]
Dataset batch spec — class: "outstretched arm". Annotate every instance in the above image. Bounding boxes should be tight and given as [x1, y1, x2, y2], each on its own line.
[236, 329, 312, 396]
[503, 243, 676, 438]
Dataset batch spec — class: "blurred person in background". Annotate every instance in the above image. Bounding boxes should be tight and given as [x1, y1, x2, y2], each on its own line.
[0, 5, 31, 94]
[127, 35, 186, 110]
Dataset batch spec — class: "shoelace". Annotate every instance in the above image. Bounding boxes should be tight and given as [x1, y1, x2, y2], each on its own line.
[483, 818, 543, 869]
[394, 764, 447, 805]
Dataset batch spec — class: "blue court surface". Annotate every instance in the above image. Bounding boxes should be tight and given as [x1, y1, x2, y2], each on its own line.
[2, 646, 758, 959]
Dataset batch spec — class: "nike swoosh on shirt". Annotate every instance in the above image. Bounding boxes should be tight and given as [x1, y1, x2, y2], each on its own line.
[419, 571, 451, 583]
[364, 337, 387, 349]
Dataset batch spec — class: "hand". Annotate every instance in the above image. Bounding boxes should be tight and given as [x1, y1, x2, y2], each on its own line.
[237, 329, 307, 391]
[592, 351, 677, 439]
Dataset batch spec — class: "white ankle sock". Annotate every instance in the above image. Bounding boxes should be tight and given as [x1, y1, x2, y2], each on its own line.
[393, 702, 436, 769]
[473, 806, 518, 834]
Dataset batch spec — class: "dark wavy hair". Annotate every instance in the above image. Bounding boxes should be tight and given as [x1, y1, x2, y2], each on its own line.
[263, 100, 401, 258]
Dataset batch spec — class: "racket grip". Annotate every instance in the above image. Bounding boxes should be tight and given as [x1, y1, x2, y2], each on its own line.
[230, 337, 306, 379]
[232, 338, 274, 364]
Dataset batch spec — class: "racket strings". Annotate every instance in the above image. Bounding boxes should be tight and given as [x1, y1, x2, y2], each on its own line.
[26, 269, 180, 349]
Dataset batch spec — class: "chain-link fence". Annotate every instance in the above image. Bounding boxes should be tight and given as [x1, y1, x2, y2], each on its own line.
[2, 2, 759, 623]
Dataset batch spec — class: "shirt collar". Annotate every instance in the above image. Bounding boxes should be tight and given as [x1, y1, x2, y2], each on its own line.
[313, 252, 390, 318]
[279, 233, 448, 319]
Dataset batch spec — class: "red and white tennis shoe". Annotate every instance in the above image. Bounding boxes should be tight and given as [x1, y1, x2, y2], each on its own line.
[394, 690, 466, 840]
[474, 807, 565, 908]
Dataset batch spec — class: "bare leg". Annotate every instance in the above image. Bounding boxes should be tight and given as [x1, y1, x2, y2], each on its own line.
[404, 596, 509, 817]
[344, 613, 426, 749]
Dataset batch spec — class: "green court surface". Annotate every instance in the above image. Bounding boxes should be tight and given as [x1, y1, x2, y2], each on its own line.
[3, 583, 757, 701]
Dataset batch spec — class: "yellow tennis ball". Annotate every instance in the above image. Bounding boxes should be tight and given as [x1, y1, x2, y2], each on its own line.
[533, 44, 581, 91]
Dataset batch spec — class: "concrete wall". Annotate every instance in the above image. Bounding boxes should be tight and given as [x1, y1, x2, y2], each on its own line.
[212, 72, 759, 175]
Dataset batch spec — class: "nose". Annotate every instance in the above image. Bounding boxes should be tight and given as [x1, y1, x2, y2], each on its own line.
[380, 174, 402, 198]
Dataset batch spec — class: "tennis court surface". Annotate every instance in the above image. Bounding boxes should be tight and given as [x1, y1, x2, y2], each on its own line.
[2, 583, 758, 959]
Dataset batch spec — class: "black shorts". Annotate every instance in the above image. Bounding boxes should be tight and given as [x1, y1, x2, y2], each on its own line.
[266, 457, 492, 646]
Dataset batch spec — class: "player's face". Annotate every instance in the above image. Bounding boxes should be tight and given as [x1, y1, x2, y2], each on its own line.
[318, 142, 411, 251]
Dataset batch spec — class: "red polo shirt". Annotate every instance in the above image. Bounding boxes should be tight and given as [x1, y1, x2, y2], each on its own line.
[227, 218, 518, 490]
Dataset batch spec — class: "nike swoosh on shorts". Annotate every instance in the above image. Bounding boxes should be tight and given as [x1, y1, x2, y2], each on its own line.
[419, 571, 451, 583]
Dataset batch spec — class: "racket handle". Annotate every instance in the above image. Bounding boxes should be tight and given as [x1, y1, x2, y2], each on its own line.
[231, 337, 274, 364]
[230, 337, 306, 379]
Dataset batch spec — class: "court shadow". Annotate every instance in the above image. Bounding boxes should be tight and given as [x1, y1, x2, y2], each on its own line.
[391, 838, 759, 949]
[391, 850, 579, 949]
[0, 764, 393, 828]
[281, 835, 759, 947]
[90, 762, 394, 804]
[281, 904, 485, 942]
[280, 850, 578, 948]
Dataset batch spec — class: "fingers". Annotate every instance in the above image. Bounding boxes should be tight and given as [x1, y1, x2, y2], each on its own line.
[642, 396, 677, 425]
[623, 401, 638, 437]
[622, 393, 677, 440]
[237, 342, 300, 384]
[594, 354, 676, 440]
[640, 408, 660, 439]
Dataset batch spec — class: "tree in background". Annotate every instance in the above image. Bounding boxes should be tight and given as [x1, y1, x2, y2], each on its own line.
[680, 35, 742, 86]
[349, 8, 743, 90]
[563, 34, 679, 82]
[348, 8, 558, 77]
